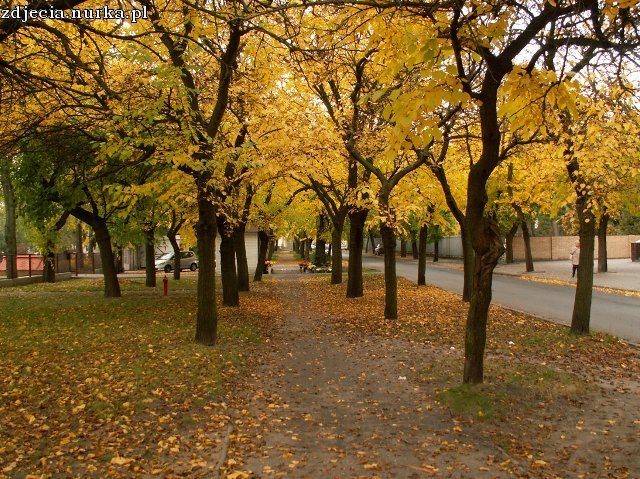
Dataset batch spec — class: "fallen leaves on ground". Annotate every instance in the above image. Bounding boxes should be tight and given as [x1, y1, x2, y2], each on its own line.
[0, 278, 281, 478]
[228, 274, 639, 478]
[515, 275, 640, 298]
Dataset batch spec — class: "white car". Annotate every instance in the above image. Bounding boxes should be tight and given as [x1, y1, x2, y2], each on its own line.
[155, 251, 198, 272]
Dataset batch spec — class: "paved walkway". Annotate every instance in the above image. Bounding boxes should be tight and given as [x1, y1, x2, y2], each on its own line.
[396, 257, 640, 292]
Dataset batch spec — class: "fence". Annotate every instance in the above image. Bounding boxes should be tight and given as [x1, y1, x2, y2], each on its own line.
[511, 235, 640, 261]
[0, 253, 104, 278]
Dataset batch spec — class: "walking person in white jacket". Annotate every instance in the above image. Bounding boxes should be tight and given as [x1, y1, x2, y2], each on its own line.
[570, 240, 580, 278]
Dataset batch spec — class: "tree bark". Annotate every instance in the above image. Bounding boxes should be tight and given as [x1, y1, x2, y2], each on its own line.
[167, 231, 181, 280]
[254, 230, 270, 282]
[571, 201, 596, 335]
[114, 245, 124, 274]
[234, 223, 250, 291]
[380, 223, 398, 320]
[0, 162, 17, 279]
[461, 227, 474, 302]
[597, 213, 609, 273]
[315, 238, 326, 265]
[315, 214, 327, 264]
[267, 238, 276, 261]
[195, 195, 218, 345]
[411, 239, 418, 259]
[76, 223, 84, 271]
[43, 248, 56, 283]
[521, 218, 534, 272]
[463, 218, 504, 384]
[505, 220, 518, 264]
[368, 231, 376, 251]
[144, 226, 156, 287]
[217, 216, 239, 307]
[433, 239, 439, 262]
[330, 215, 345, 284]
[418, 224, 428, 285]
[303, 238, 312, 261]
[400, 239, 407, 257]
[462, 79, 505, 384]
[347, 209, 367, 298]
[92, 219, 121, 298]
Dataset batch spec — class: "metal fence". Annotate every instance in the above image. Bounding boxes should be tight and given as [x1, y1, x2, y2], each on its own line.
[0, 253, 104, 278]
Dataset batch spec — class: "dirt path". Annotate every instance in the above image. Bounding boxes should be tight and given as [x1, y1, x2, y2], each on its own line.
[228, 278, 517, 478]
[224, 276, 640, 479]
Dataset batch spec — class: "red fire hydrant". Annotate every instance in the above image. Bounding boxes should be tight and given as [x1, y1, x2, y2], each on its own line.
[163, 275, 168, 296]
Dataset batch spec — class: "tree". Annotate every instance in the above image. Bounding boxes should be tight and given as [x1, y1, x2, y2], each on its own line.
[0, 156, 17, 279]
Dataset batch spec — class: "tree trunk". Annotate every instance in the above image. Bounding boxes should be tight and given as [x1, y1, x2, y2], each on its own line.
[571, 202, 596, 335]
[267, 238, 276, 261]
[368, 231, 376, 251]
[303, 238, 312, 261]
[43, 249, 56, 283]
[316, 214, 327, 264]
[380, 223, 398, 320]
[195, 196, 218, 345]
[254, 230, 270, 282]
[217, 216, 239, 307]
[597, 213, 609, 273]
[520, 215, 534, 272]
[93, 219, 121, 298]
[400, 239, 407, 258]
[316, 238, 326, 265]
[463, 218, 504, 384]
[167, 231, 181, 280]
[418, 224, 428, 285]
[347, 209, 367, 298]
[144, 227, 156, 287]
[433, 239, 439, 262]
[114, 245, 124, 274]
[505, 220, 518, 264]
[463, 81, 505, 384]
[330, 215, 345, 284]
[0, 162, 17, 279]
[411, 239, 418, 259]
[461, 226, 474, 302]
[76, 223, 84, 271]
[234, 223, 250, 291]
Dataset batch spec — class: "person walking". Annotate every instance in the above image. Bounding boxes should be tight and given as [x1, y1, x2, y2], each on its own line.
[570, 240, 580, 278]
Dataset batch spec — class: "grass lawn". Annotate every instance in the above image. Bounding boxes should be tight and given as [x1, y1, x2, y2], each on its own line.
[0, 277, 279, 478]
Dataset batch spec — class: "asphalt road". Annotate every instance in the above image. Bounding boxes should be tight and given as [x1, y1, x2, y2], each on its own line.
[361, 255, 640, 344]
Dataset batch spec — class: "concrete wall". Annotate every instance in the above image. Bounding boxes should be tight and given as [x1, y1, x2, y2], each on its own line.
[218, 232, 259, 274]
[513, 235, 640, 261]
[364, 234, 640, 260]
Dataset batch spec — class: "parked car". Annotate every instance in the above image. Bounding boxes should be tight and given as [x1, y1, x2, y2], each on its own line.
[155, 251, 198, 272]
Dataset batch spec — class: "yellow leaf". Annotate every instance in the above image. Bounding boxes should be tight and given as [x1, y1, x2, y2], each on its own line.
[226, 472, 250, 479]
[110, 456, 133, 466]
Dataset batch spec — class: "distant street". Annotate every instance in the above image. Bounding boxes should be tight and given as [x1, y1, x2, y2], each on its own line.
[360, 255, 640, 344]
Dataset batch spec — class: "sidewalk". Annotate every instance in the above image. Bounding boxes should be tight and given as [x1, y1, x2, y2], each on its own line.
[394, 256, 640, 292]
